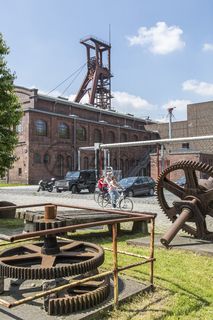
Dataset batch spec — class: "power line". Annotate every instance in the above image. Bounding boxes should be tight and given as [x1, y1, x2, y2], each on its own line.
[60, 63, 86, 96]
[47, 62, 87, 95]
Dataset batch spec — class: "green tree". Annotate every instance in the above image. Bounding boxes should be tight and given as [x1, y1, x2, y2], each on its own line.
[0, 33, 22, 177]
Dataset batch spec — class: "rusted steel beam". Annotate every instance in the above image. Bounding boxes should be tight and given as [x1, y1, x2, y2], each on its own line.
[118, 258, 155, 272]
[103, 247, 150, 259]
[160, 207, 192, 248]
[0, 203, 52, 211]
[112, 224, 118, 309]
[149, 218, 155, 285]
[0, 215, 156, 243]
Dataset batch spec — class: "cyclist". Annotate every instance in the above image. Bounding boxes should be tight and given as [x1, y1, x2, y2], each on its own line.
[108, 175, 120, 208]
[97, 176, 108, 193]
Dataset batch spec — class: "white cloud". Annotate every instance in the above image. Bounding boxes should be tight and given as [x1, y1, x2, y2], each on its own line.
[202, 43, 213, 52]
[161, 99, 192, 121]
[112, 91, 156, 117]
[127, 21, 185, 54]
[162, 99, 192, 112]
[182, 80, 213, 96]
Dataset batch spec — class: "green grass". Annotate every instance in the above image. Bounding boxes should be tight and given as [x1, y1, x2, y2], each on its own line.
[0, 218, 24, 228]
[0, 183, 28, 187]
[69, 231, 213, 320]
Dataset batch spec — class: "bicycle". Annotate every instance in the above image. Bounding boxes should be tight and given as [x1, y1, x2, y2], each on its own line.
[97, 189, 133, 212]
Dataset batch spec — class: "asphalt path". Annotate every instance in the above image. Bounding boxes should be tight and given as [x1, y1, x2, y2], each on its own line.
[0, 186, 179, 233]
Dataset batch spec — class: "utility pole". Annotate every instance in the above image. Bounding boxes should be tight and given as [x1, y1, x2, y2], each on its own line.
[168, 107, 175, 139]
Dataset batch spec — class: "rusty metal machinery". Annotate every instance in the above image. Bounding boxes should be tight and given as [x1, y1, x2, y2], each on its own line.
[157, 160, 213, 247]
[0, 205, 110, 314]
[48, 277, 110, 315]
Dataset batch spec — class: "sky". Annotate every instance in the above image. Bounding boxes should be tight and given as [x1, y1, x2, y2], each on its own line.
[1, 0, 213, 122]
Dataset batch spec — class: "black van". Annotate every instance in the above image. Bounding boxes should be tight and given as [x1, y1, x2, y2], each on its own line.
[55, 170, 97, 193]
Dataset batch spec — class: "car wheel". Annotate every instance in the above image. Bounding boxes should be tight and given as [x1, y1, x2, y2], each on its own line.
[128, 190, 134, 197]
[88, 184, 96, 193]
[56, 188, 62, 193]
[71, 185, 78, 194]
[149, 188, 154, 196]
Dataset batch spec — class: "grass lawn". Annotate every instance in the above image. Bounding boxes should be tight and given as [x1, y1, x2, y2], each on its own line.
[0, 183, 27, 187]
[70, 231, 213, 320]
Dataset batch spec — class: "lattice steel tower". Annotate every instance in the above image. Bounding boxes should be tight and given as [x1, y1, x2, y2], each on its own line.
[74, 36, 112, 110]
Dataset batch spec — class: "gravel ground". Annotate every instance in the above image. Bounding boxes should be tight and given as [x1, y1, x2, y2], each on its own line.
[0, 186, 212, 234]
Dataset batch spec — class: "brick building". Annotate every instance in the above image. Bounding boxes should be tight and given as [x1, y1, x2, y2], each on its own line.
[146, 101, 213, 180]
[9, 86, 159, 184]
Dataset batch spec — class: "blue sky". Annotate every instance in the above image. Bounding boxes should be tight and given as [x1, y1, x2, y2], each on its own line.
[1, 0, 213, 121]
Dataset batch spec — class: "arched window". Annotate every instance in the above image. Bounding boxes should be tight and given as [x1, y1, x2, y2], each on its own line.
[67, 156, 72, 170]
[133, 134, 138, 141]
[120, 159, 124, 172]
[94, 129, 102, 143]
[113, 158, 117, 170]
[125, 159, 129, 173]
[35, 120, 47, 136]
[58, 123, 69, 139]
[76, 126, 86, 141]
[43, 154, 50, 164]
[34, 153, 41, 164]
[120, 133, 127, 142]
[83, 157, 89, 169]
[108, 131, 115, 143]
[57, 155, 64, 177]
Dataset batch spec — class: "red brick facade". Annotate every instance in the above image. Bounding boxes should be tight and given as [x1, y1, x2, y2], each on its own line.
[9, 86, 159, 184]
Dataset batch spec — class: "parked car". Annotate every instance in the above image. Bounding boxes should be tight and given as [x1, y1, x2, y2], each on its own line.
[175, 176, 186, 187]
[119, 176, 156, 197]
[55, 170, 97, 193]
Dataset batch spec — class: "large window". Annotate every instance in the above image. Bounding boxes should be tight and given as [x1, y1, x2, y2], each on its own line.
[34, 153, 41, 164]
[77, 127, 86, 141]
[35, 120, 47, 136]
[94, 129, 102, 143]
[43, 154, 50, 164]
[120, 133, 127, 142]
[67, 156, 72, 170]
[108, 131, 115, 143]
[58, 123, 69, 139]
[57, 155, 64, 177]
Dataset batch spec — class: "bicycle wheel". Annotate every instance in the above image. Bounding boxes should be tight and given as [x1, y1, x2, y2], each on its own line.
[119, 197, 133, 212]
[100, 193, 111, 208]
[94, 190, 100, 203]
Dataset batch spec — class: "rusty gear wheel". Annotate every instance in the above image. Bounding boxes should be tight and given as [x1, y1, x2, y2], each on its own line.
[48, 276, 110, 315]
[156, 160, 213, 238]
[0, 241, 104, 280]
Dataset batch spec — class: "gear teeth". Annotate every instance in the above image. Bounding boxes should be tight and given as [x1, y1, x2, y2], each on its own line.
[0, 241, 105, 280]
[47, 276, 110, 315]
[156, 160, 213, 237]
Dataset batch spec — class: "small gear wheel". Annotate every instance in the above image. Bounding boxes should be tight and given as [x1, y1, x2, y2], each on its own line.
[48, 276, 110, 315]
[156, 160, 213, 238]
[0, 240, 104, 280]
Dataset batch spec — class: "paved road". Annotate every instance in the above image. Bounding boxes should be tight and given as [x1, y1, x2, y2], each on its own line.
[0, 186, 212, 233]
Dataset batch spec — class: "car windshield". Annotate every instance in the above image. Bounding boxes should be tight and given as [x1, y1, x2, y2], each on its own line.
[65, 171, 80, 179]
[119, 177, 137, 188]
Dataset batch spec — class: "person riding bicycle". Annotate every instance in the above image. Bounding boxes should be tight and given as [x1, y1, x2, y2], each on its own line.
[108, 175, 120, 208]
[97, 176, 108, 193]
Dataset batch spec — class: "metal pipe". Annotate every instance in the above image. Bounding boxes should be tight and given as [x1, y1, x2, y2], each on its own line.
[0, 216, 155, 242]
[112, 223, 118, 308]
[0, 270, 113, 309]
[118, 258, 155, 272]
[103, 247, 150, 259]
[100, 134, 213, 149]
[149, 218, 155, 285]
[160, 207, 192, 247]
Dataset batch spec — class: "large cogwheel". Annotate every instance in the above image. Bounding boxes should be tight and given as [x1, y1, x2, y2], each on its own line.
[0, 241, 104, 280]
[156, 160, 213, 237]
